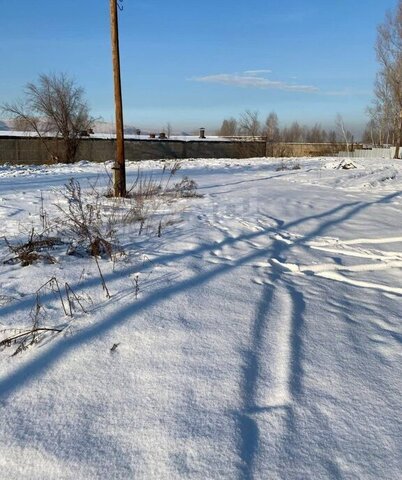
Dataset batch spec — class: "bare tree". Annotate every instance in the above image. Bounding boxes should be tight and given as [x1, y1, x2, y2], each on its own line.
[366, 71, 399, 146]
[2, 73, 94, 163]
[363, 118, 378, 145]
[217, 117, 238, 136]
[306, 123, 326, 143]
[336, 114, 354, 153]
[217, 111, 349, 147]
[375, 1, 402, 157]
[376, 72, 397, 144]
[264, 112, 280, 141]
[328, 130, 337, 144]
[282, 121, 304, 142]
[239, 110, 261, 138]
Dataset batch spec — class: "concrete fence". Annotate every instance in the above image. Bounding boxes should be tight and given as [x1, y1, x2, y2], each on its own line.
[0, 136, 352, 165]
[337, 147, 399, 159]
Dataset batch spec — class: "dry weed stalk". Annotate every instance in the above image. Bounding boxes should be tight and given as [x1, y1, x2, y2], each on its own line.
[0, 277, 87, 356]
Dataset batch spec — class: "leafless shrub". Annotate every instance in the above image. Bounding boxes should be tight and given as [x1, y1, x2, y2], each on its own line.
[56, 178, 120, 260]
[127, 160, 181, 197]
[55, 179, 125, 297]
[171, 176, 199, 197]
[3, 228, 62, 267]
[120, 161, 199, 233]
[108, 161, 198, 222]
[276, 160, 301, 171]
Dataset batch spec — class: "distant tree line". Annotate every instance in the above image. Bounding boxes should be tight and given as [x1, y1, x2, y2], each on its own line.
[217, 110, 339, 144]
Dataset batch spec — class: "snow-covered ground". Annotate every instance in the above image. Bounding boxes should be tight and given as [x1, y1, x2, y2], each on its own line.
[0, 156, 401, 479]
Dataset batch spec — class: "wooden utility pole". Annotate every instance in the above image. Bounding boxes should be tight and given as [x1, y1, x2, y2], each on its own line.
[110, 0, 126, 197]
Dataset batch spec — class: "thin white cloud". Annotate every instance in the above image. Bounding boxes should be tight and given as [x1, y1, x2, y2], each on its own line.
[192, 71, 319, 93]
[324, 89, 371, 97]
[243, 69, 272, 76]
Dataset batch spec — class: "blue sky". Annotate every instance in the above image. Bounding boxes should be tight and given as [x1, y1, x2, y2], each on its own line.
[0, 0, 398, 133]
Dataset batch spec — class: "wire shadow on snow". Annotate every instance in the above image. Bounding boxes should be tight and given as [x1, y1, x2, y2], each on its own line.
[233, 191, 402, 479]
[3, 190, 398, 322]
[0, 190, 401, 406]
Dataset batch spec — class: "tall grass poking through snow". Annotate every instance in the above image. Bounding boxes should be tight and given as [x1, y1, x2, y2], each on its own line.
[0, 161, 199, 355]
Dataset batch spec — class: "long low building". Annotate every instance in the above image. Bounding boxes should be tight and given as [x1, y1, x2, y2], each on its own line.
[0, 131, 355, 164]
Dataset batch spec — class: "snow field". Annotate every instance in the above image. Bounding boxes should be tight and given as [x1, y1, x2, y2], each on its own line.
[0, 156, 401, 479]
